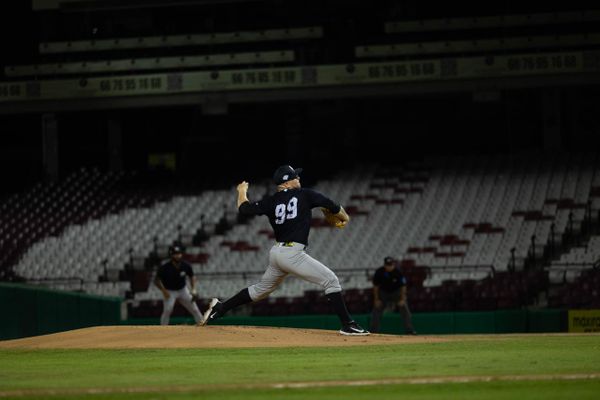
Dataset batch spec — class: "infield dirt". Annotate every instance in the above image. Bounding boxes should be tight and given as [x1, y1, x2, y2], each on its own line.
[0, 325, 447, 349]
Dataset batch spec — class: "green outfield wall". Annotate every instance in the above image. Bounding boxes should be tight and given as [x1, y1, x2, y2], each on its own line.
[124, 308, 567, 335]
[0, 282, 567, 340]
[0, 283, 121, 340]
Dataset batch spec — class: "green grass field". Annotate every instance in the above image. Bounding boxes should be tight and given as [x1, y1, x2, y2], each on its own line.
[1, 334, 599, 399]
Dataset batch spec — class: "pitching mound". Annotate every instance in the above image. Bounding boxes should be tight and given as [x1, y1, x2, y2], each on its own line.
[0, 325, 446, 349]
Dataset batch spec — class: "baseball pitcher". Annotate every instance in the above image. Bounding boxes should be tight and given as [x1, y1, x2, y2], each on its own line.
[201, 165, 369, 336]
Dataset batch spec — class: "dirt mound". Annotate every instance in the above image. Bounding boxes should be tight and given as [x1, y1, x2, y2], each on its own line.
[0, 325, 445, 349]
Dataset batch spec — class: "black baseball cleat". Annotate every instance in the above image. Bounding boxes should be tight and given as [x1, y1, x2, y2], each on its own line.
[200, 298, 223, 326]
[339, 321, 370, 336]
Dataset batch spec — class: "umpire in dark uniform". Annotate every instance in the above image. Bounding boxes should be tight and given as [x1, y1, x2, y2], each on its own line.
[370, 256, 416, 335]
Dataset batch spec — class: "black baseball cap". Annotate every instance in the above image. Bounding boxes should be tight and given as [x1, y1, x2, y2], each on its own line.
[169, 245, 183, 255]
[384, 256, 395, 265]
[273, 165, 303, 185]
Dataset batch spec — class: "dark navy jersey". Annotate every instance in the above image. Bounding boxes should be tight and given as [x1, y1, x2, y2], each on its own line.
[373, 266, 407, 293]
[157, 261, 193, 290]
[239, 187, 340, 246]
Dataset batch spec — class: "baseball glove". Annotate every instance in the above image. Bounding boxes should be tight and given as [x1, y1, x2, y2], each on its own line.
[321, 208, 347, 228]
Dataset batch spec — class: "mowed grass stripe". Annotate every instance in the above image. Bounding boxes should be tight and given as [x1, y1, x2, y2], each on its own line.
[1, 372, 600, 397]
[2, 378, 600, 400]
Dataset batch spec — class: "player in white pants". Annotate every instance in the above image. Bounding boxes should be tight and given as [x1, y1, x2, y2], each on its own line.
[201, 165, 369, 336]
[248, 241, 342, 302]
[154, 245, 204, 326]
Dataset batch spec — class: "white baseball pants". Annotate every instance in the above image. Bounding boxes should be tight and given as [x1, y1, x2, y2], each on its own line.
[248, 242, 342, 301]
[160, 287, 203, 325]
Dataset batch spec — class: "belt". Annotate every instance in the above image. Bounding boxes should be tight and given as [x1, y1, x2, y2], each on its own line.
[277, 241, 306, 249]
